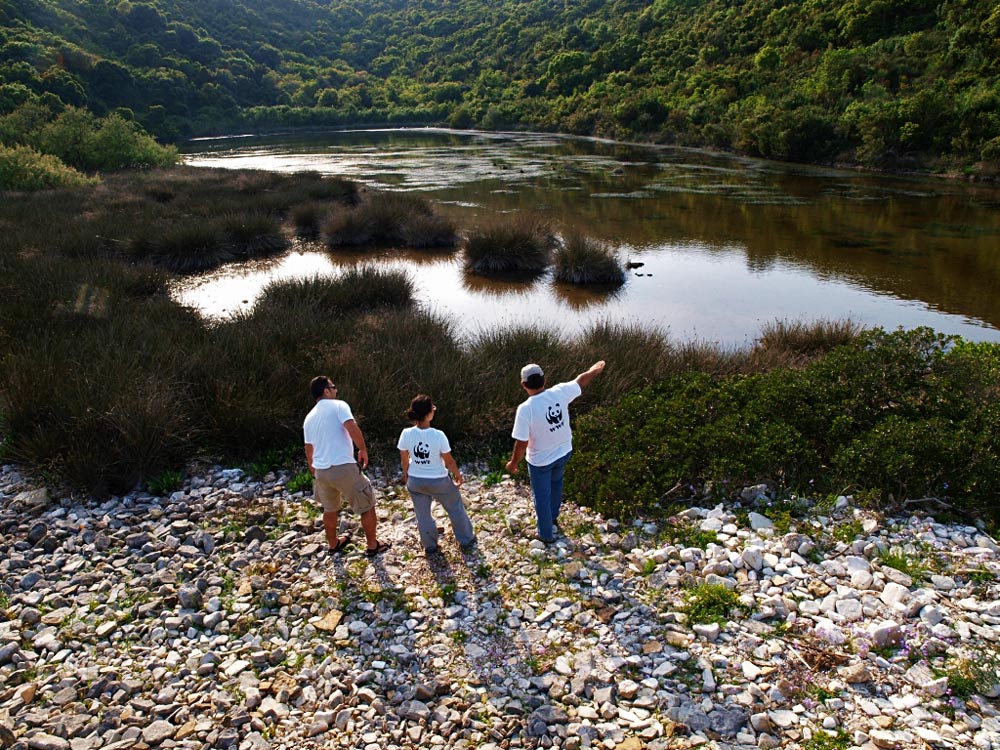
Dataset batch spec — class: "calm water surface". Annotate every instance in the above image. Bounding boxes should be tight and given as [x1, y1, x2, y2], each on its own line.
[179, 129, 1000, 345]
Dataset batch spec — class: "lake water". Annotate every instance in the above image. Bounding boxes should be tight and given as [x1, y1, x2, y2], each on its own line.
[179, 128, 1000, 346]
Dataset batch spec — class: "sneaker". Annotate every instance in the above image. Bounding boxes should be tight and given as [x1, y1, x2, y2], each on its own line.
[459, 537, 478, 552]
[425, 546, 442, 556]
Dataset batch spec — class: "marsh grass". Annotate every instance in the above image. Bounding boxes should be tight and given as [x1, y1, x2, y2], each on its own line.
[291, 202, 325, 236]
[571, 321, 674, 402]
[464, 215, 553, 277]
[142, 221, 232, 273]
[757, 319, 864, 358]
[553, 232, 626, 286]
[402, 212, 460, 249]
[220, 212, 287, 258]
[255, 266, 416, 316]
[325, 191, 456, 248]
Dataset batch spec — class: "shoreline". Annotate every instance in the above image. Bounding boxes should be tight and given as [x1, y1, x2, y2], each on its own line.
[2, 461, 999, 750]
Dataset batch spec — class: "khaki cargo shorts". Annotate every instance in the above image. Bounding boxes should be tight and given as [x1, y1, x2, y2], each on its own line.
[313, 463, 376, 515]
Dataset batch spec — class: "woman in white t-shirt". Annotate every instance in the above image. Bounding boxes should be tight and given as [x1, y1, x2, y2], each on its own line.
[398, 394, 476, 554]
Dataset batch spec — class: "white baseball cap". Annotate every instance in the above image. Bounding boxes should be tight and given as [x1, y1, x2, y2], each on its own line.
[520, 363, 544, 381]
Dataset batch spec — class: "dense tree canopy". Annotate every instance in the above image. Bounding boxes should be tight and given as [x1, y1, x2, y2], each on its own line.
[1, 0, 999, 170]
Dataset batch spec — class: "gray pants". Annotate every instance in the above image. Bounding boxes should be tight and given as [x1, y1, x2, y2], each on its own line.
[406, 475, 475, 551]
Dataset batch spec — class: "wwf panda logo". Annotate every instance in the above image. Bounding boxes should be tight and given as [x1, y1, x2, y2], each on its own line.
[414, 442, 431, 460]
[545, 404, 563, 427]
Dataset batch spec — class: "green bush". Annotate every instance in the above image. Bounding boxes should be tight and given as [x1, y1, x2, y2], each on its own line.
[32, 107, 177, 172]
[567, 328, 1000, 524]
[0, 144, 97, 191]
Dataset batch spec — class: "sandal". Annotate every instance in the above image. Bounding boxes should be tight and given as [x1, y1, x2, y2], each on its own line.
[329, 532, 353, 554]
[365, 540, 392, 558]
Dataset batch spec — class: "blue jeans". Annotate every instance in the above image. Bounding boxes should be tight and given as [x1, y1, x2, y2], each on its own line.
[527, 451, 571, 541]
[406, 475, 476, 551]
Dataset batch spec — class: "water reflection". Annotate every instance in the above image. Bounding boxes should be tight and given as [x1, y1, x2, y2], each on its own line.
[460, 270, 540, 296]
[551, 281, 625, 311]
[180, 129, 1000, 344]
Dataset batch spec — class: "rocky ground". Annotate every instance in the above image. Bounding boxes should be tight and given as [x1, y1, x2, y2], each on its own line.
[1, 462, 999, 750]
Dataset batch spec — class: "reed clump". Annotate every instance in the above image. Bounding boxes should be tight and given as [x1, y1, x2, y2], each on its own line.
[553, 232, 626, 286]
[463, 215, 554, 277]
[255, 267, 416, 316]
[755, 318, 864, 359]
[325, 191, 457, 249]
[291, 202, 326, 237]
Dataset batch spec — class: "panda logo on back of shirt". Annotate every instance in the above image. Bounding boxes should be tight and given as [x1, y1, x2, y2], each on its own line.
[414, 441, 431, 463]
[545, 403, 564, 431]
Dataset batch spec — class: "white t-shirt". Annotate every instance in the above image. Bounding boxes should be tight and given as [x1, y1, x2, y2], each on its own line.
[397, 426, 451, 479]
[511, 380, 582, 467]
[303, 399, 356, 468]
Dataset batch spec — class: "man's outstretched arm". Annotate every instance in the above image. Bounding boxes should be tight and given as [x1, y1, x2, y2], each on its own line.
[575, 360, 606, 389]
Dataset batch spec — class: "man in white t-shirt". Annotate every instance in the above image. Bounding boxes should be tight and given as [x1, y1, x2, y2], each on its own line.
[303, 376, 391, 557]
[506, 360, 606, 543]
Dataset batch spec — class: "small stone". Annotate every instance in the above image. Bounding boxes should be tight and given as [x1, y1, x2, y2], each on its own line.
[835, 599, 863, 621]
[840, 663, 873, 684]
[26, 735, 68, 750]
[693, 622, 720, 641]
[768, 710, 798, 728]
[870, 729, 902, 749]
[142, 720, 176, 745]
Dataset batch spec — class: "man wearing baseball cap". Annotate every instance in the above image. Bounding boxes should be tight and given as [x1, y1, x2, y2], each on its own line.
[505, 359, 606, 543]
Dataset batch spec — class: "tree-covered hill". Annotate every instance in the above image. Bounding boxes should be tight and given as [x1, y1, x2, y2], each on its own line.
[2, 0, 999, 170]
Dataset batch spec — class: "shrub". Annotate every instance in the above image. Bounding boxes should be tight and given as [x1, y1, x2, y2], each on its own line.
[320, 307, 469, 443]
[283, 171, 359, 205]
[567, 328, 1000, 524]
[462, 323, 570, 434]
[31, 107, 177, 171]
[553, 232, 625, 285]
[570, 321, 674, 402]
[942, 645, 1000, 698]
[0, 144, 97, 191]
[0, 304, 203, 496]
[463, 215, 553, 277]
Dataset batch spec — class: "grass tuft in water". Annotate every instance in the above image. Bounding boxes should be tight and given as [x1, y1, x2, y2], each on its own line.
[255, 266, 415, 316]
[553, 232, 626, 286]
[463, 215, 553, 277]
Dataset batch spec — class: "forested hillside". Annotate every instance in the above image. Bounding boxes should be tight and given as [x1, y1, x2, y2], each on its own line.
[2, 0, 999, 170]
